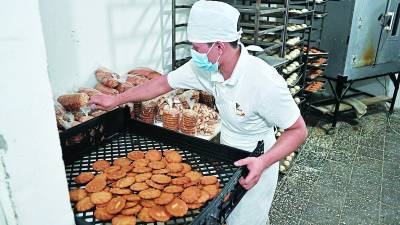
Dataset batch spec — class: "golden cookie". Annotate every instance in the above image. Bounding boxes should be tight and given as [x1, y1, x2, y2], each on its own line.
[124, 201, 139, 209]
[138, 207, 155, 222]
[140, 199, 157, 208]
[148, 161, 166, 170]
[145, 179, 166, 190]
[121, 164, 134, 173]
[116, 177, 136, 188]
[164, 151, 182, 163]
[86, 176, 107, 193]
[153, 169, 169, 174]
[195, 190, 210, 203]
[122, 194, 141, 202]
[132, 159, 150, 168]
[185, 171, 202, 182]
[139, 188, 162, 200]
[154, 192, 175, 205]
[132, 167, 152, 173]
[151, 174, 171, 184]
[145, 149, 162, 161]
[202, 184, 220, 199]
[111, 215, 136, 225]
[200, 176, 218, 185]
[166, 163, 183, 173]
[121, 205, 142, 216]
[110, 188, 132, 195]
[94, 206, 114, 221]
[148, 205, 171, 222]
[127, 151, 145, 160]
[74, 172, 94, 184]
[164, 185, 184, 193]
[69, 188, 87, 202]
[165, 198, 188, 217]
[171, 177, 191, 185]
[183, 180, 200, 188]
[90, 191, 112, 204]
[106, 196, 126, 214]
[168, 172, 185, 177]
[130, 182, 149, 192]
[181, 163, 192, 173]
[180, 186, 201, 203]
[187, 203, 204, 209]
[135, 172, 152, 182]
[107, 170, 127, 181]
[92, 160, 111, 172]
[105, 165, 122, 174]
[113, 157, 131, 167]
[126, 172, 138, 177]
[75, 197, 95, 212]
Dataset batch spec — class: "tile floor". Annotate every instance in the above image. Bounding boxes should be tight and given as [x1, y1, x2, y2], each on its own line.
[270, 105, 400, 225]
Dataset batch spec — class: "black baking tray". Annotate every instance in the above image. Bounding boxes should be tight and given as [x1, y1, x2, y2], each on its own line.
[60, 107, 263, 225]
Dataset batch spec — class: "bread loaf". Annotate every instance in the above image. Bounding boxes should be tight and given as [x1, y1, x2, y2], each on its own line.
[95, 83, 119, 95]
[57, 93, 89, 111]
[95, 67, 120, 88]
[78, 88, 102, 97]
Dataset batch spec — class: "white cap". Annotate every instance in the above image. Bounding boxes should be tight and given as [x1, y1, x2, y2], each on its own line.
[187, 1, 241, 43]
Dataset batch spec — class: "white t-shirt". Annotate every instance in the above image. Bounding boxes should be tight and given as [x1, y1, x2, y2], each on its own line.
[168, 45, 300, 152]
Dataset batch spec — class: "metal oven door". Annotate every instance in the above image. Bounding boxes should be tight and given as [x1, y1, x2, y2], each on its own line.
[376, 0, 400, 64]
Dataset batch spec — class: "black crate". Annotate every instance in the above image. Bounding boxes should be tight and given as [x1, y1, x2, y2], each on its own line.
[60, 107, 264, 225]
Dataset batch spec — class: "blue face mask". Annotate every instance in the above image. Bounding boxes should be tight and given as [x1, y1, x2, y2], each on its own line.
[190, 43, 221, 73]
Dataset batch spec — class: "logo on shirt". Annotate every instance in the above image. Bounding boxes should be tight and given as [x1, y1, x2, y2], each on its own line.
[235, 103, 245, 117]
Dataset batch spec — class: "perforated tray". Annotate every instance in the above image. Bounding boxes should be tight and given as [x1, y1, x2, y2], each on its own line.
[60, 108, 263, 225]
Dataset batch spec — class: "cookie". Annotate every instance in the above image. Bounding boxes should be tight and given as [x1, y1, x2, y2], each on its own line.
[154, 192, 175, 205]
[90, 191, 112, 204]
[94, 206, 114, 221]
[139, 188, 162, 200]
[76, 197, 95, 212]
[195, 190, 210, 203]
[168, 172, 185, 177]
[166, 163, 183, 173]
[171, 177, 191, 185]
[110, 188, 132, 195]
[184, 171, 202, 182]
[165, 198, 188, 217]
[122, 194, 141, 202]
[107, 170, 127, 181]
[145, 149, 162, 161]
[132, 159, 150, 168]
[120, 164, 134, 173]
[164, 151, 182, 163]
[135, 172, 152, 182]
[138, 207, 155, 222]
[130, 182, 149, 192]
[202, 184, 220, 199]
[148, 161, 166, 170]
[140, 199, 157, 208]
[105, 165, 122, 174]
[151, 174, 171, 184]
[74, 172, 94, 184]
[126, 172, 138, 177]
[148, 205, 171, 222]
[132, 167, 152, 173]
[113, 157, 131, 167]
[127, 151, 145, 160]
[106, 196, 126, 214]
[164, 185, 184, 193]
[180, 186, 201, 203]
[200, 176, 218, 185]
[69, 188, 87, 202]
[183, 180, 199, 188]
[86, 176, 107, 193]
[121, 205, 142, 216]
[111, 215, 136, 225]
[153, 169, 169, 174]
[187, 203, 204, 209]
[181, 163, 192, 173]
[124, 201, 139, 209]
[92, 160, 111, 172]
[145, 179, 166, 190]
[116, 177, 136, 188]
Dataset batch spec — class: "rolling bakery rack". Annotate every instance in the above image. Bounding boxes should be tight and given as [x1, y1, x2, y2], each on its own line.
[60, 107, 263, 225]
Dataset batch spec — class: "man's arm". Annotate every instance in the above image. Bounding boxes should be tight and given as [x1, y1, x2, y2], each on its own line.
[235, 115, 308, 190]
[89, 75, 173, 110]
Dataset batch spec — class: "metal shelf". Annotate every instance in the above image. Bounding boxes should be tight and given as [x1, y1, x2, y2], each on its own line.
[257, 54, 289, 68]
[234, 5, 286, 15]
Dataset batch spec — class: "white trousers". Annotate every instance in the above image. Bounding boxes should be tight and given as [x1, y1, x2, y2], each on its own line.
[226, 161, 279, 225]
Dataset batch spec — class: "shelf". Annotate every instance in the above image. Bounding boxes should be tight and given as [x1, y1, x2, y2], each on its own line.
[288, 10, 314, 18]
[234, 5, 286, 15]
[314, 12, 328, 18]
[307, 63, 328, 69]
[283, 63, 304, 76]
[287, 25, 311, 34]
[241, 24, 285, 35]
[257, 54, 289, 68]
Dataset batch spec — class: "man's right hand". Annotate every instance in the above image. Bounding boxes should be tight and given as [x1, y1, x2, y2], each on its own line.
[89, 94, 119, 111]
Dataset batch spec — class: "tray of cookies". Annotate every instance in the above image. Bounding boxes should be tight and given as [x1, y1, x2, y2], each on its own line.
[60, 107, 263, 225]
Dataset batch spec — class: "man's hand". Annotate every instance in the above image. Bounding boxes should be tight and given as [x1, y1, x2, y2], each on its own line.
[234, 157, 267, 190]
[89, 94, 119, 111]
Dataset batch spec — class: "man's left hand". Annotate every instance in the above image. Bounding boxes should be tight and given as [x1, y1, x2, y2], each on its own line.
[234, 157, 267, 190]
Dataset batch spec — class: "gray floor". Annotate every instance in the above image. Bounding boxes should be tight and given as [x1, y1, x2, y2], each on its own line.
[270, 106, 400, 225]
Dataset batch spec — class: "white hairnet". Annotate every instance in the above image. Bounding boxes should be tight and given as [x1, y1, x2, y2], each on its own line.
[187, 0, 241, 43]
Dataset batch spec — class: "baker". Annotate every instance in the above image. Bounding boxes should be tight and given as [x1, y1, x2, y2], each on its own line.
[89, 1, 308, 224]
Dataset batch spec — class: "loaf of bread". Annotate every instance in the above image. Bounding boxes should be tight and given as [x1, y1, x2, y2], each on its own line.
[78, 88, 102, 97]
[95, 67, 120, 88]
[95, 83, 119, 95]
[57, 93, 89, 111]
[127, 67, 162, 80]
[116, 82, 134, 93]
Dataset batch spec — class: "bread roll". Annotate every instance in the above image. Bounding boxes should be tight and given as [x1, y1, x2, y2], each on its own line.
[57, 93, 89, 111]
[95, 67, 120, 88]
[95, 83, 119, 95]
